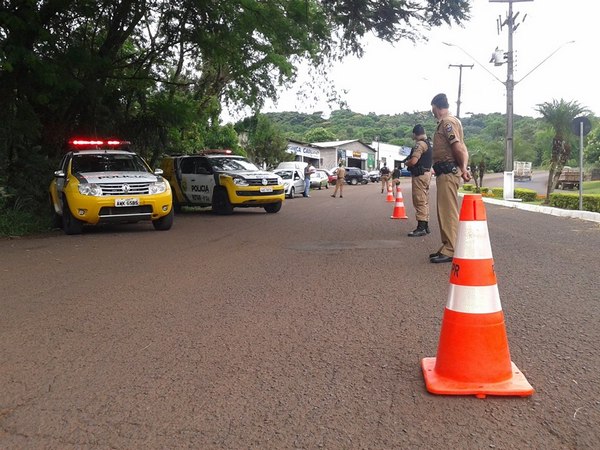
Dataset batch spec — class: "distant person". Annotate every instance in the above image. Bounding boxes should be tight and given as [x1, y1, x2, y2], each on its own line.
[405, 124, 433, 237]
[429, 93, 471, 264]
[304, 162, 315, 197]
[331, 162, 346, 198]
[379, 163, 391, 193]
[391, 165, 401, 195]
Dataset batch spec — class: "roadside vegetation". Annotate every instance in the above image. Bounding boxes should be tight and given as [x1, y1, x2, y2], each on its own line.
[463, 181, 600, 213]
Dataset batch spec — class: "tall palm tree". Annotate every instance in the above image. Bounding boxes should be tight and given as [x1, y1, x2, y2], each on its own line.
[535, 99, 588, 203]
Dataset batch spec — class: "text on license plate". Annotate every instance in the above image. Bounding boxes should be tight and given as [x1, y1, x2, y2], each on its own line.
[259, 187, 273, 193]
[115, 198, 140, 207]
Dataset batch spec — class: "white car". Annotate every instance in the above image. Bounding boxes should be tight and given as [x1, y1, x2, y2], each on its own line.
[274, 168, 305, 198]
[310, 170, 329, 189]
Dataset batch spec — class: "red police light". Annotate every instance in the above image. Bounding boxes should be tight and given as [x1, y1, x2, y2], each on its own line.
[67, 138, 131, 150]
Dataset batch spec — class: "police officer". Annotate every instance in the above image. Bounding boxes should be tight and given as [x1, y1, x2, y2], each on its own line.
[429, 93, 471, 263]
[379, 163, 391, 193]
[405, 124, 432, 237]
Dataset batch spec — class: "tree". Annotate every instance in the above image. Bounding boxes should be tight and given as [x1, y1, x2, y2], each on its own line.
[246, 115, 290, 169]
[583, 120, 600, 166]
[304, 127, 337, 143]
[535, 99, 588, 202]
[1, 0, 472, 218]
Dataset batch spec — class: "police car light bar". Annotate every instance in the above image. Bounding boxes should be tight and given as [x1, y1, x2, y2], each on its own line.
[69, 139, 131, 146]
[201, 149, 233, 155]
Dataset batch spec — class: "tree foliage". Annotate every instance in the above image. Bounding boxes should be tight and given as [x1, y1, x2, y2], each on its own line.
[1, 0, 471, 215]
[263, 108, 598, 175]
[535, 99, 588, 201]
[243, 115, 290, 169]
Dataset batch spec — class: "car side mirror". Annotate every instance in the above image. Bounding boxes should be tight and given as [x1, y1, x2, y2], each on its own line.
[54, 170, 65, 178]
[154, 168, 164, 176]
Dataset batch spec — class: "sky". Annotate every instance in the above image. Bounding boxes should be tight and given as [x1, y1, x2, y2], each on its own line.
[224, 0, 595, 122]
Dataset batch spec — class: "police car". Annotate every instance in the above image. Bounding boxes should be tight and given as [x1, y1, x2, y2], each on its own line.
[49, 138, 173, 234]
[161, 151, 285, 214]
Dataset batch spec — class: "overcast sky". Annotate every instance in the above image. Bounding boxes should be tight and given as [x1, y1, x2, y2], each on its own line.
[228, 0, 594, 122]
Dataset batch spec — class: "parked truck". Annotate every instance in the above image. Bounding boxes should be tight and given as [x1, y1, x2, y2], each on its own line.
[513, 161, 532, 181]
[557, 166, 580, 190]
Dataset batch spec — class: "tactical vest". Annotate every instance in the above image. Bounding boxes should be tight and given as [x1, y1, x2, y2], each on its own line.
[409, 139, 432, 170]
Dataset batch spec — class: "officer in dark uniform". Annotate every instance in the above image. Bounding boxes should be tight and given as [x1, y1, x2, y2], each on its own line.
[429, 93, 471, 263]
[379, 163, 391, 193]
[405, 124, 433, 237]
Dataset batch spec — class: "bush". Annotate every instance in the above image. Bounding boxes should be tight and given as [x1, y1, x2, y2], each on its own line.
[549, 193, 600, 213]
[491, 187, 503, 198]
[514, 188, 537, 202]
[463, 184, 474, 191]
[0, 208, 52, 236]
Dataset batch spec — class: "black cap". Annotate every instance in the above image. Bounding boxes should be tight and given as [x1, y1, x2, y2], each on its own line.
[431, 93, 449, 109]
[412, 124, 425, 135]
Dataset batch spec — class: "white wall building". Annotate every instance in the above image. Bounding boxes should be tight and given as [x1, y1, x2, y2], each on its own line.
[286, 139, 376, 171]
[370, 142, 412, 170]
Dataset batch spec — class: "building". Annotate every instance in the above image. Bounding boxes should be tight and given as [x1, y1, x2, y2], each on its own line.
[287, 139, 376, 171]
[370, 141, 412, 169]
[286, 139, 321, 167]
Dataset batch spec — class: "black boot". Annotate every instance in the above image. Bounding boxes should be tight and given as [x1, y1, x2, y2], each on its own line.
[408, 221, 428, 237]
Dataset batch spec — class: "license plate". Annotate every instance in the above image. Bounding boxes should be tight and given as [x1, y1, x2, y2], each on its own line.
[115, 198, 139, 207]
[259, 187, 273, 193]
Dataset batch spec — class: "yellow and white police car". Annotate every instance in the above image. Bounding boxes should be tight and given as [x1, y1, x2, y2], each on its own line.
[161, 151, 285, 215]
[49, 138, 173, 234]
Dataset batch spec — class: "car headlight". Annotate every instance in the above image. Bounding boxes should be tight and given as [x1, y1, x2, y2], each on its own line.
[78, 183, 102, 196]
[276, 176, 283, 185]
[232, 177, 249, 186]
[283, 181, 290, 188]
[149, 180, 168, 194]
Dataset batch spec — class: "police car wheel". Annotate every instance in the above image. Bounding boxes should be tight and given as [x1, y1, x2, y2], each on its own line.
[153, 208, 174, 231]
[264, 202, 282, 214]
[62, 198, 83, 235]
[172, 194, 182, 214]
[49, 198, 61, 229]
[212, 188, 233, 215]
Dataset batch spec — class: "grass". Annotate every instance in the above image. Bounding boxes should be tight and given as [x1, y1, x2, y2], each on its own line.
[582, 181, 600, 194]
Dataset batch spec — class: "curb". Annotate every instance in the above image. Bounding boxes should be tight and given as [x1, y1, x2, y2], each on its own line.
[464, 195, 600, 224]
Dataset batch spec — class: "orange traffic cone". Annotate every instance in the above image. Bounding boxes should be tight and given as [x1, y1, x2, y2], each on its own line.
[386, 182, 394, 202]
[421, 194, 534, 398]
[390, 184, 408, 219]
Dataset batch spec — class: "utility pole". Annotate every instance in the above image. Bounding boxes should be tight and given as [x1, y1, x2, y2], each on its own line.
[504, 0, 516, 199]
[492, 0, 532, 200]
[448, 64, 473, 118]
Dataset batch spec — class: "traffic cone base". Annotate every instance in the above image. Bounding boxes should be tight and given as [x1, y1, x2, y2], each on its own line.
[421, 358, 534, 399]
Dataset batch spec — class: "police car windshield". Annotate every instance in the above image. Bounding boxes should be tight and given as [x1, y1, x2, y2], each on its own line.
[72, 154, 149, 173]
[209, 157, 258, 172]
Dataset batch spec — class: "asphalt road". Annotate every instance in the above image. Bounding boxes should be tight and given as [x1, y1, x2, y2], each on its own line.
[474, 170, 549, 194]
[1, 179, 599, 449]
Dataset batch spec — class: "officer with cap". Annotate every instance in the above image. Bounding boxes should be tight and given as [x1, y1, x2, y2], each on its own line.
[429, 93, 471, 263]
[405, 124, 433, 237]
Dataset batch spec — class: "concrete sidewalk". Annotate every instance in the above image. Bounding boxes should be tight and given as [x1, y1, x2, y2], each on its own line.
[471, 195, 600, 223]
